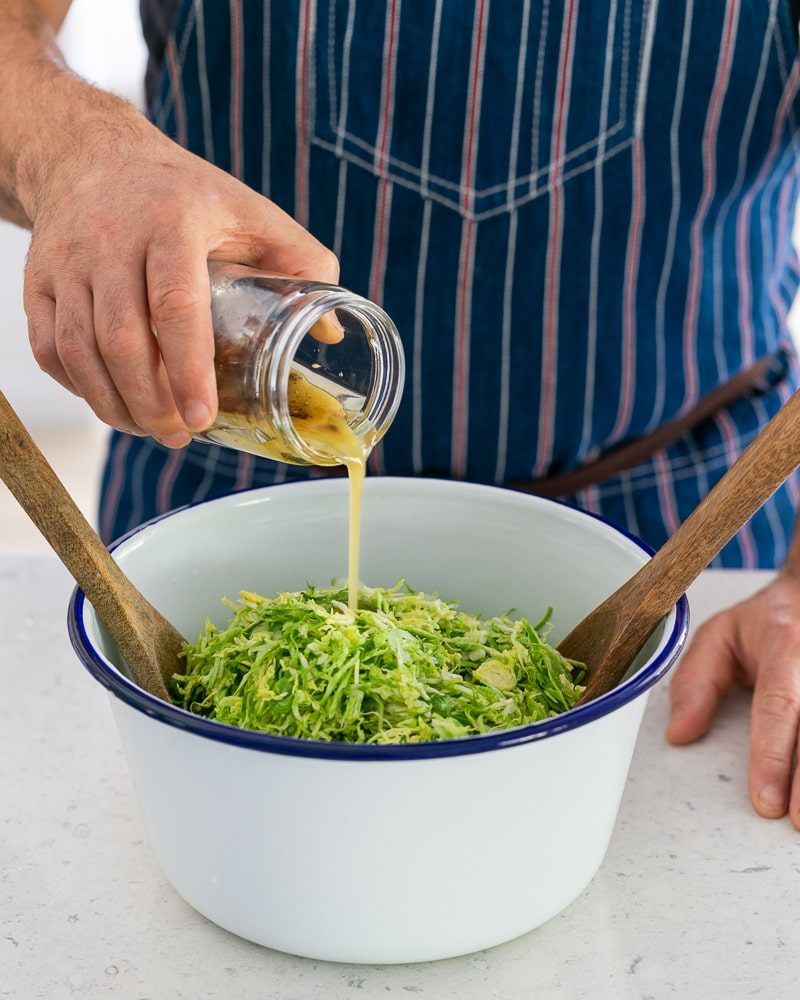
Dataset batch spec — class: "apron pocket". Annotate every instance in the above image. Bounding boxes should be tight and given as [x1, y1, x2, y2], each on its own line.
[310, 0, 655, 221]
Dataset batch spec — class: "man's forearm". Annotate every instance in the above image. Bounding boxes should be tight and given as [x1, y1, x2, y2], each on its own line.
[33, 0, 71, 32]
[0, 0, 136, 228]
[0, 1, 67, 225]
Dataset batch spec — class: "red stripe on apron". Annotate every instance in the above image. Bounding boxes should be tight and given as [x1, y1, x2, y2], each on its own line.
[368, 0, 403, 475]
[165, 37, 188, 147]
[609, 139, 645, 442]
[680, 0, 740, 412]
[294, 0, 314, 227]
[534, 0, 578, 475]
[229, 0, 244, 179]
[155, 447, 183, 514]
[100, 434, 134, 543]
[451, 0, 490, 477]
[737, 61, 800, 367]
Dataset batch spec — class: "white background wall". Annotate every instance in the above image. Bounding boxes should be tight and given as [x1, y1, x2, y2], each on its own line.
[0, 0, 146, 431]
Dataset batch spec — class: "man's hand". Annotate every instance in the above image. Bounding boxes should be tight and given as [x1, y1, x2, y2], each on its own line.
[20, 104, 339, 447]
[667, 571, 800, 828]
[0, 2, 339, 447]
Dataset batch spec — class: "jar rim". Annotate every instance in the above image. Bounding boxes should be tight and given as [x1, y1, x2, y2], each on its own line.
[260, 286, 405, 466]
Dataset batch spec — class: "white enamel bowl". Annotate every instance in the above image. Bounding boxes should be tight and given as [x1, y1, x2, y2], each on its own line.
[69, 478, 688, 965]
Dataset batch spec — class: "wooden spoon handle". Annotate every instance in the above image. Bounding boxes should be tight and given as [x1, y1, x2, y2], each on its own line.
[0, 391, 173, 700]
[634, 385, 800, 617]
[0, 393, 130, 599]
[567, 386, 800, 705]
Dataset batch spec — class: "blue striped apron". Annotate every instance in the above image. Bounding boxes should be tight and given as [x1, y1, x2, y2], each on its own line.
[102, 0, 800, 567]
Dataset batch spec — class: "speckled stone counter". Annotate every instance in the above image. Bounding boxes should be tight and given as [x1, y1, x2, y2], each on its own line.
[1, 557, 798, 999]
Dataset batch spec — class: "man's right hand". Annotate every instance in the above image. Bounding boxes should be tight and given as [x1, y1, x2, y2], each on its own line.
[1, 2, 339, 447]
[20, 102, 339, 447]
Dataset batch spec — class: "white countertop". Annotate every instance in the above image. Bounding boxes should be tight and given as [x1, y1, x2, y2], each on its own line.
[1, 557, 798, 999]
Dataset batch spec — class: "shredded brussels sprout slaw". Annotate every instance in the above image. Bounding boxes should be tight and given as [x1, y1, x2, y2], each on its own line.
[171, 583, 586, 743]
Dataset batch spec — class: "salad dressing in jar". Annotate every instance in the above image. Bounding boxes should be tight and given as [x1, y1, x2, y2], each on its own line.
[196, 262, 404, 610]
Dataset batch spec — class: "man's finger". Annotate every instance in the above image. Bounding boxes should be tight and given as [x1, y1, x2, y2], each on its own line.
[311, 312, 345, 344]
[25, 289, 78, 395]
[789, 724, 800, 830]
[667, 616, 738, 745]
[53, 288, 141, 435]
[748, 662, 800, 819]
[94, 268, 190, 446]
[145, 238, 218, 433]
[227, 193, 341, 284]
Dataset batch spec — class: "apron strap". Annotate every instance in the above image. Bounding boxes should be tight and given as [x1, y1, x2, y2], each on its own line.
[511, 357, 774, 498]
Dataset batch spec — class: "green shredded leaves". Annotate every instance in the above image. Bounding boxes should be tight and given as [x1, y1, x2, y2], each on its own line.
[170, 583, 586, 744]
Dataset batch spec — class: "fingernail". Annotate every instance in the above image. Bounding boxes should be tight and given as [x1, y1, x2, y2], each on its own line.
[182, 400, 213, 431]
[160, 431, 192, 449]
[758, 784, 785, 813]
[311, 314, 345, 343]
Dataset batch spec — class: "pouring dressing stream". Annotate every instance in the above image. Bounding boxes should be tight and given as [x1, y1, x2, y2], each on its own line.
[194, 263, 405, 612]
[282, 369, 368, 613]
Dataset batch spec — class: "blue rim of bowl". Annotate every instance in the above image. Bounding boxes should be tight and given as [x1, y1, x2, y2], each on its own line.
[68, 479, 690, 761]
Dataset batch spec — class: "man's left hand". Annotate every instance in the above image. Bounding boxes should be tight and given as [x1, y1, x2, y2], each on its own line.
[667, 571, 800, 828]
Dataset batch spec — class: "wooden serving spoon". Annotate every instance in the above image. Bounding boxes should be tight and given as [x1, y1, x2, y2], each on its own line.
[559, 386, 800, 707]
[0, 390, 181, 703]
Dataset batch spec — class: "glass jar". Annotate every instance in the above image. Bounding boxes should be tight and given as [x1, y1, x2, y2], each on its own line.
[195, 262, 405, 466]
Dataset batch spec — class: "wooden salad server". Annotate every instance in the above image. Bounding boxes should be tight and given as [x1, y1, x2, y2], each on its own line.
[559, 386, 800, 707]
[0, 390, 180, 702]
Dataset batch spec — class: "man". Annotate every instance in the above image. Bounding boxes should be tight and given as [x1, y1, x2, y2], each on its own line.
[2, 0, 800, 825]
